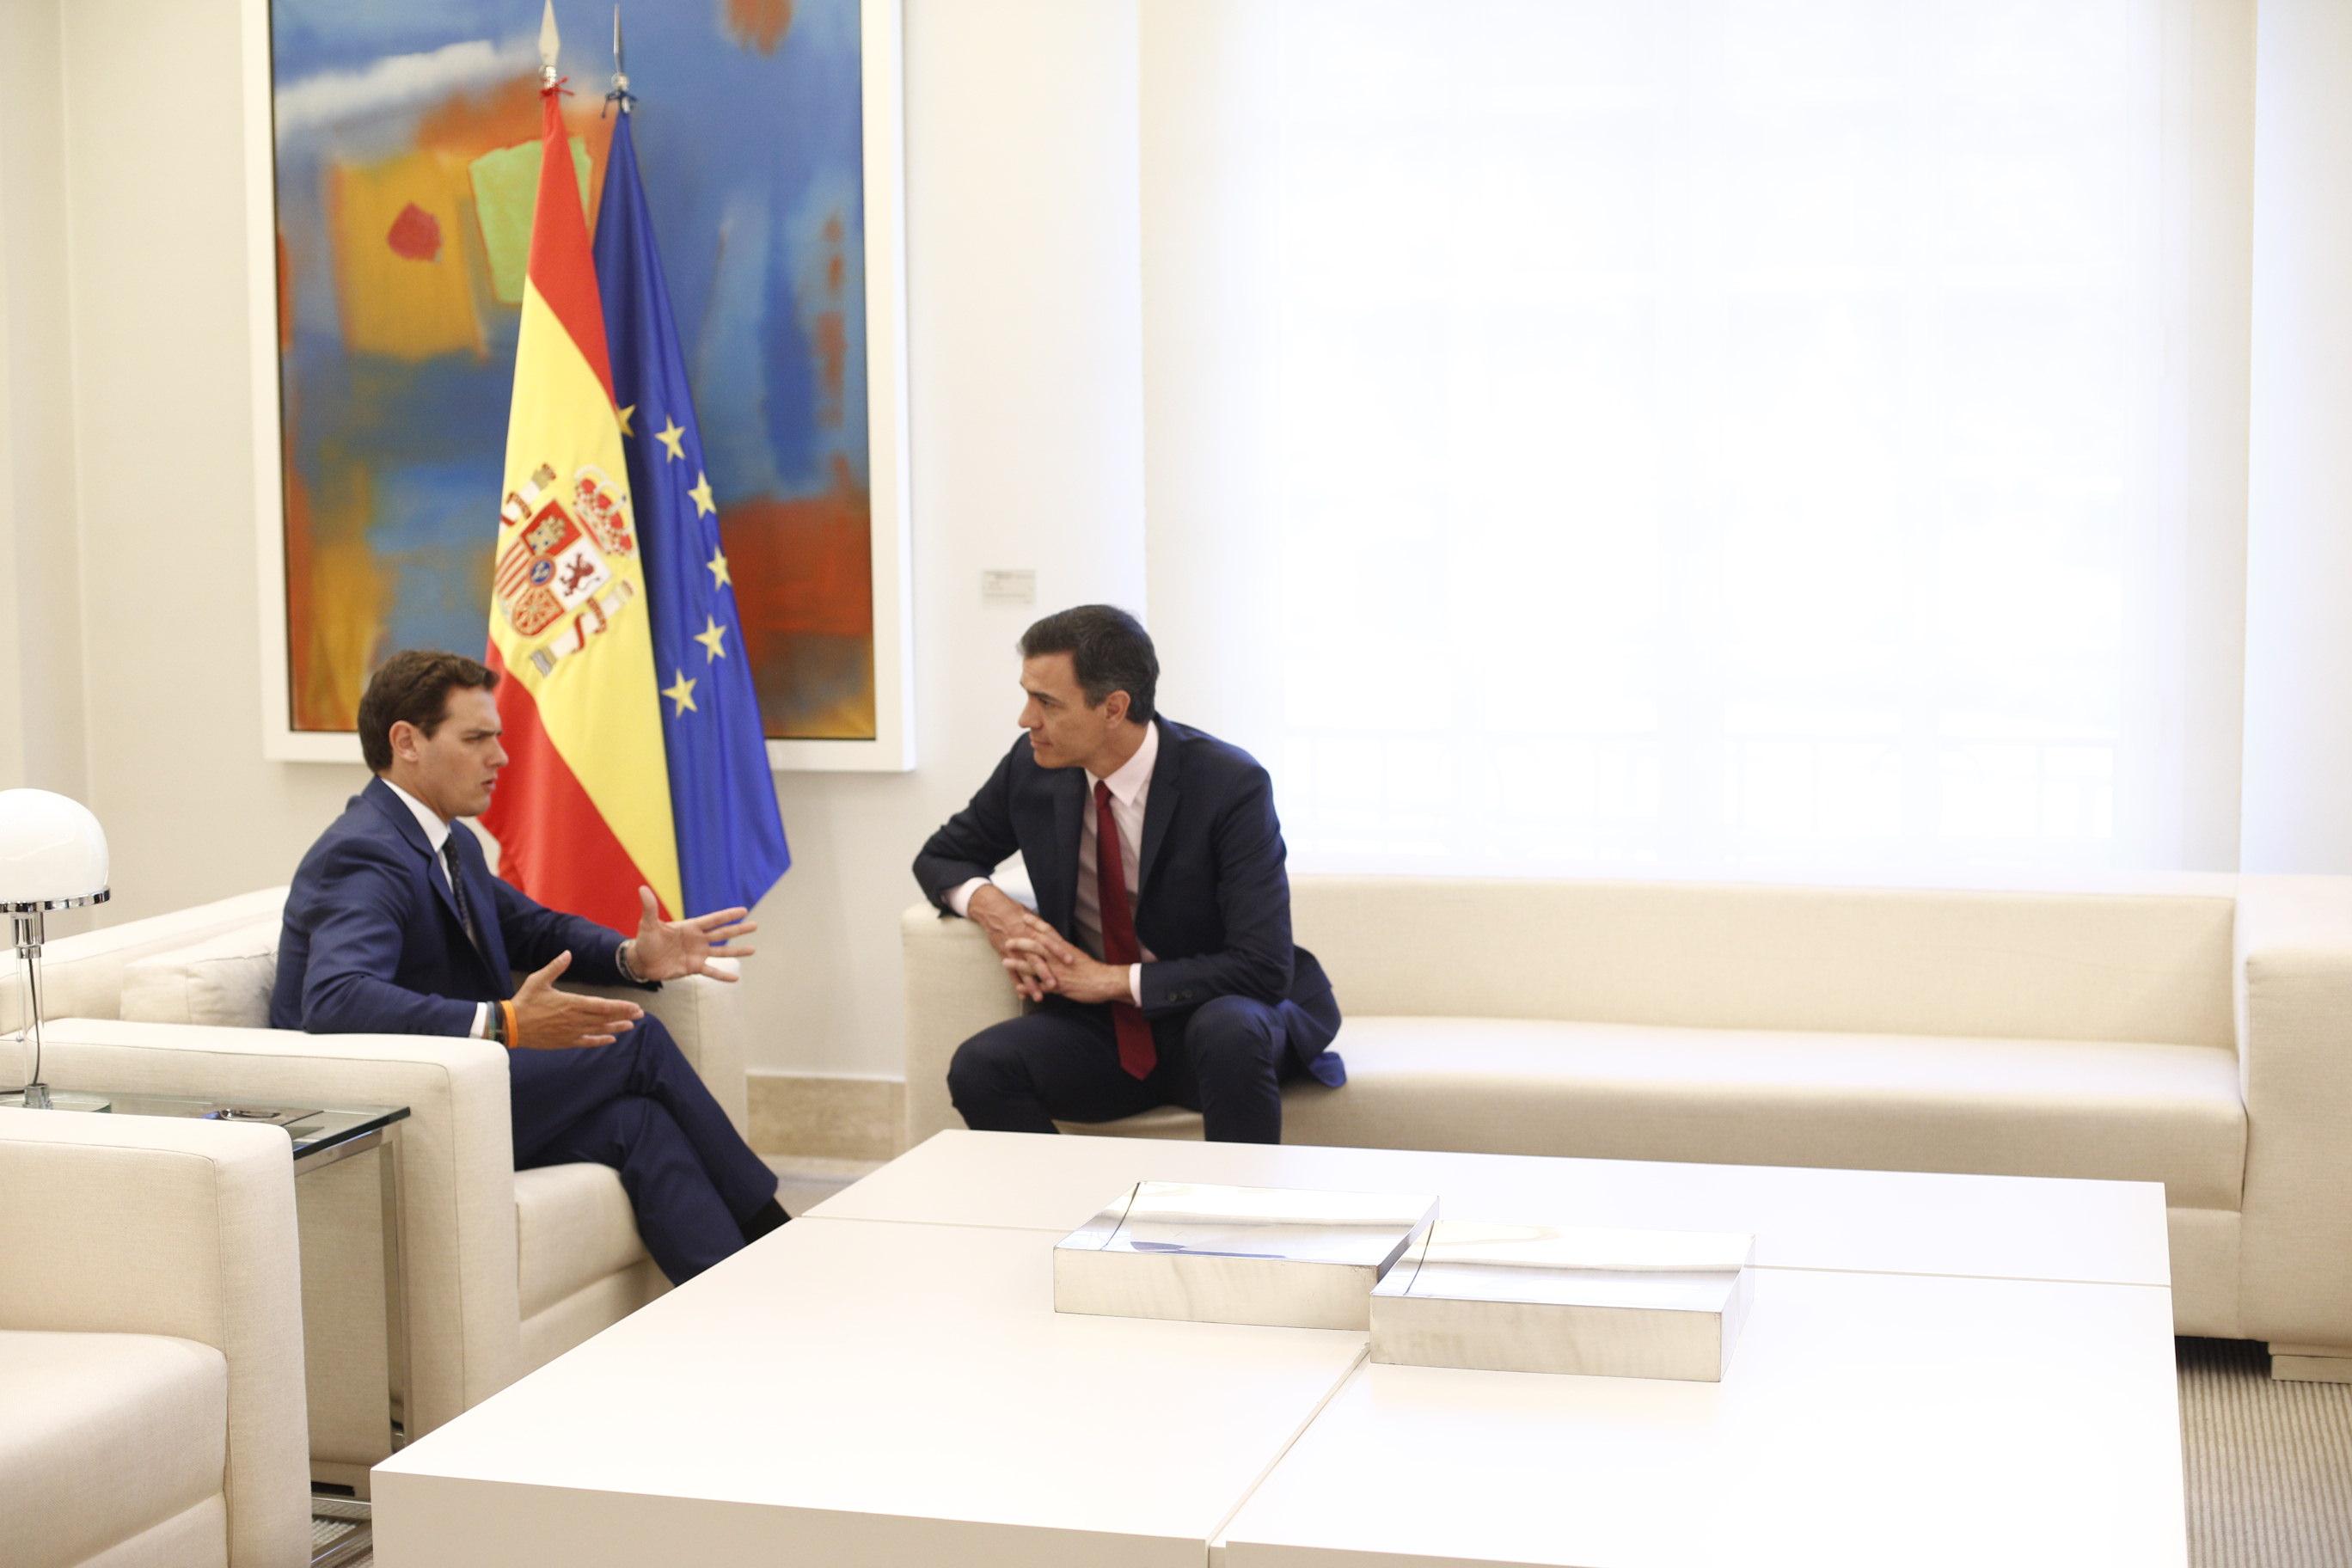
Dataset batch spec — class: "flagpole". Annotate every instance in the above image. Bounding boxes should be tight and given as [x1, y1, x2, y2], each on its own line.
[610, 6, 630, 112]
[539, 0, 561, 89]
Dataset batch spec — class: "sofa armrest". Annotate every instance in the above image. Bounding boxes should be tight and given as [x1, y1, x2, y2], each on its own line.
[0, 1107, 311, 1568]
[2233, 875, 2352, 1350]
[32, 1016, 524, 1444]
[568, 963, 748, 1139]
[901, 904, 1021, 1151]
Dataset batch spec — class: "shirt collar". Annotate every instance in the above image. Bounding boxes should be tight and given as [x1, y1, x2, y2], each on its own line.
[1088, 719, 1159, 808]
[383, 778, 453, 855]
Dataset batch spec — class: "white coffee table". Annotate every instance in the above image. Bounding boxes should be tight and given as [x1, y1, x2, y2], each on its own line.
[812, 1130, 2171, 1285]
[373, 1132, 2184, 1566]
[1220, 1269, 2184, 1566]
[371, 1216, 1369, 1567]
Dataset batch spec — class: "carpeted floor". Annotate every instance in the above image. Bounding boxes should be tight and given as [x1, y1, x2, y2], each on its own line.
[2179, 1338, 2352, 1565]
[332, 1173, 2352, 1566]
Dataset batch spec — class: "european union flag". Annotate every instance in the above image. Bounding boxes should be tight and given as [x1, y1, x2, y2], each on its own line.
[593, 107, 790, 915]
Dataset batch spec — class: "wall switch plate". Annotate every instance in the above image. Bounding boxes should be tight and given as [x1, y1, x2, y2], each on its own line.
[982, 569, 1037, 605]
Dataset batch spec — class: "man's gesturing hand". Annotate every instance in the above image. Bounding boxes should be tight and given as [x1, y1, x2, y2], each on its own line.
[623, 885, 760, 983]
[511, 950, 645, 1050]
[965, 884, 1081, 1002]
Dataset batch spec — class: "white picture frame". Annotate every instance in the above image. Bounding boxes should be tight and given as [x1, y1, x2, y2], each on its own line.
[241, 0, 915, 772]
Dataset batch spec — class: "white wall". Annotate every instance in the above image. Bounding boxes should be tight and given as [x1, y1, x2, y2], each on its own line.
[759, 0, 1148, 1075]
[0, 0, 89, 804]
[2241, 0, 2352, 873]
[1137, 0, 1285, 753]
[31, 0, 1145, 1076]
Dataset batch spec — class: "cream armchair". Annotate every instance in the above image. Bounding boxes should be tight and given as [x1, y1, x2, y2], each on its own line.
[20, 891, 752, 1490]
[0, 1107, 311, 1568]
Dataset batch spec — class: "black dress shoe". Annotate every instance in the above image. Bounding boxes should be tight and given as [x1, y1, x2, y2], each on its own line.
[740, 1197, 791, 1244]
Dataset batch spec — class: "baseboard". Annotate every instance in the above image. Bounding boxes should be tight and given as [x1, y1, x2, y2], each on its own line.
[747, 1071, 904, 1161]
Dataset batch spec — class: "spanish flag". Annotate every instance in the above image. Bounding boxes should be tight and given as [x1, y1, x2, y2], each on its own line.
[481, 83, 681, 933]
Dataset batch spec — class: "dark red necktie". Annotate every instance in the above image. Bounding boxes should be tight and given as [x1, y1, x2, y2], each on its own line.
[1094, 780, 1155, 1079]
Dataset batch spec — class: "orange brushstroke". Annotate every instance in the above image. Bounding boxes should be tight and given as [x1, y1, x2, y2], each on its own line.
[276, 230, 294, 355]
[725, 0, 795, 54]
[725, 455, 873, 642]
[283, 457, 387, 731]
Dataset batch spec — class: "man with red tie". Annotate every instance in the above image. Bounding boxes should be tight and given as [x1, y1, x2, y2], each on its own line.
[914, 605, 1344, 1142]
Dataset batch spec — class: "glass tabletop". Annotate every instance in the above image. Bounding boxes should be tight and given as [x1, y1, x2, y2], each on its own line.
[72, 1090, 409, 1165]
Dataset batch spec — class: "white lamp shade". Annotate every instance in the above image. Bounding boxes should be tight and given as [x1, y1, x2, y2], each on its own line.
[0, 788, 110, 910]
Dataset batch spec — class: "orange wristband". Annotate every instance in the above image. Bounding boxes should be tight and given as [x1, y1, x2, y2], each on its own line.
[499, 1000, 518, 1048]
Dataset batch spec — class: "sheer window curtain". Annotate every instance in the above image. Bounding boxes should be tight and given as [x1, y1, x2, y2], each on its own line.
[1141, 0, 2251, 880]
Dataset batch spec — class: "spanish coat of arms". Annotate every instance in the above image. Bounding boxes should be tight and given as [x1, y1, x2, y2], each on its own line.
[493, 462, 640, 677]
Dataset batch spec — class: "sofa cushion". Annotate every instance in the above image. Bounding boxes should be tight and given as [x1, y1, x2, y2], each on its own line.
[1291, 878, 2239, 1049]
[0, 1329, 226, 1568]
[117, 918, 283, 1029]
[514, 1161, 648, 1320]
[3, 886, 286, 1033]
[1277, 1016, 2247, 1210]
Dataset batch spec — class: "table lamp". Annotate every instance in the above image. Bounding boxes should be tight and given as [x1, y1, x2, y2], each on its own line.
[1, 788, 112, 1112]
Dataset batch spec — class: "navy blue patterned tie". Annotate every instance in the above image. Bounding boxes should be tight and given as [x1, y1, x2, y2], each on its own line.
[443, 837, 485, 960]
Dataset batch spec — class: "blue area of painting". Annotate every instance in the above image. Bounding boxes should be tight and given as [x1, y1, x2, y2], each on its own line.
[372, 462, 506, 656]
[268, 0, 867, 673]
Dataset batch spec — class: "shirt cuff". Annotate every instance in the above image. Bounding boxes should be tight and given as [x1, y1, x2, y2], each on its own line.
[946, 878, 990, 919]
[1129, 964, 1142, 1007]
[469, 1002, 489, 1039]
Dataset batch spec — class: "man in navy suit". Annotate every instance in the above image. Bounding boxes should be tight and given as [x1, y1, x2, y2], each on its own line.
[915, 605, 1342, 1143]
[272, 650, 786, 1284]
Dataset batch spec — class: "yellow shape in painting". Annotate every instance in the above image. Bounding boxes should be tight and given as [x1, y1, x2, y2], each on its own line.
[689, 471, 716, 517]
[663, 670, 699, 715]
[326, 150, 481, 361]
[706, 548, 731, 590]
[655, 419, 686, 461]
[694, 616, 728, 662]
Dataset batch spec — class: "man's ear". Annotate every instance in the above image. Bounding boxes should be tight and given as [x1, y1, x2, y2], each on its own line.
[388, 719, 419, 762]
[1102, 690, 1130, 725]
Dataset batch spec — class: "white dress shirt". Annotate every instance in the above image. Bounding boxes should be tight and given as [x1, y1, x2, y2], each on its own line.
[950, 721, 1159, 1005]
[383, 779, 492, 1040]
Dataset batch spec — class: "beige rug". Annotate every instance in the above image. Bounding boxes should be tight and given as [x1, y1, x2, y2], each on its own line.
[2179, 1338, 2352, 1565]
[334, 1333, 2351, 1565]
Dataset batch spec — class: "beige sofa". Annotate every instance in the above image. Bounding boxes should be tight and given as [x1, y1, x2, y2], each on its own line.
[1, 1108, 312, 1567]
[904, 873, 2352, 1379]
[5, 890, 750, 1486]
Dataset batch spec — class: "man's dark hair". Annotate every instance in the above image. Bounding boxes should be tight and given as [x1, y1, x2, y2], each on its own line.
[1020, 604, 1158, 724]
[357, 650, 499, 773]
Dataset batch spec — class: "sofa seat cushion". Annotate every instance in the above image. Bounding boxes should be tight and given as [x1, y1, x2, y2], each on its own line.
[0, 1329, 226, 1568]
[514, 1161, 648, 1320]
[1277, 1016, 2247, 1210]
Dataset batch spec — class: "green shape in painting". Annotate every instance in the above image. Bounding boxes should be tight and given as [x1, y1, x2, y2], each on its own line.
[469, 137, 592, 304]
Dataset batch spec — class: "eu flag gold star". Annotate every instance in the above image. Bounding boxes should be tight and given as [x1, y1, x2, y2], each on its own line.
[655, 419, 686, 461]
[663, 670, 699, 715]
[617, 404, 636, 437]
[689, 471, 716, 517]
[706, 548, 731, 590]
[695, 616, 729, 662]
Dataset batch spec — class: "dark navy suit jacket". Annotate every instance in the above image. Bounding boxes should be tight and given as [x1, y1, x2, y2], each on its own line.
[271, 777, 641, 1033]
[913, 717, 1343, 1082]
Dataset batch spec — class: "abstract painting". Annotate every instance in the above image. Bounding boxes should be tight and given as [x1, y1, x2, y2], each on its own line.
[248, 0, 909, 765]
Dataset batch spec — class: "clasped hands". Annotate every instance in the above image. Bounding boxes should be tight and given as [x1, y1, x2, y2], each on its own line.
[509, 885, 760, 1050]
[965, 884, 1130, 1005]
